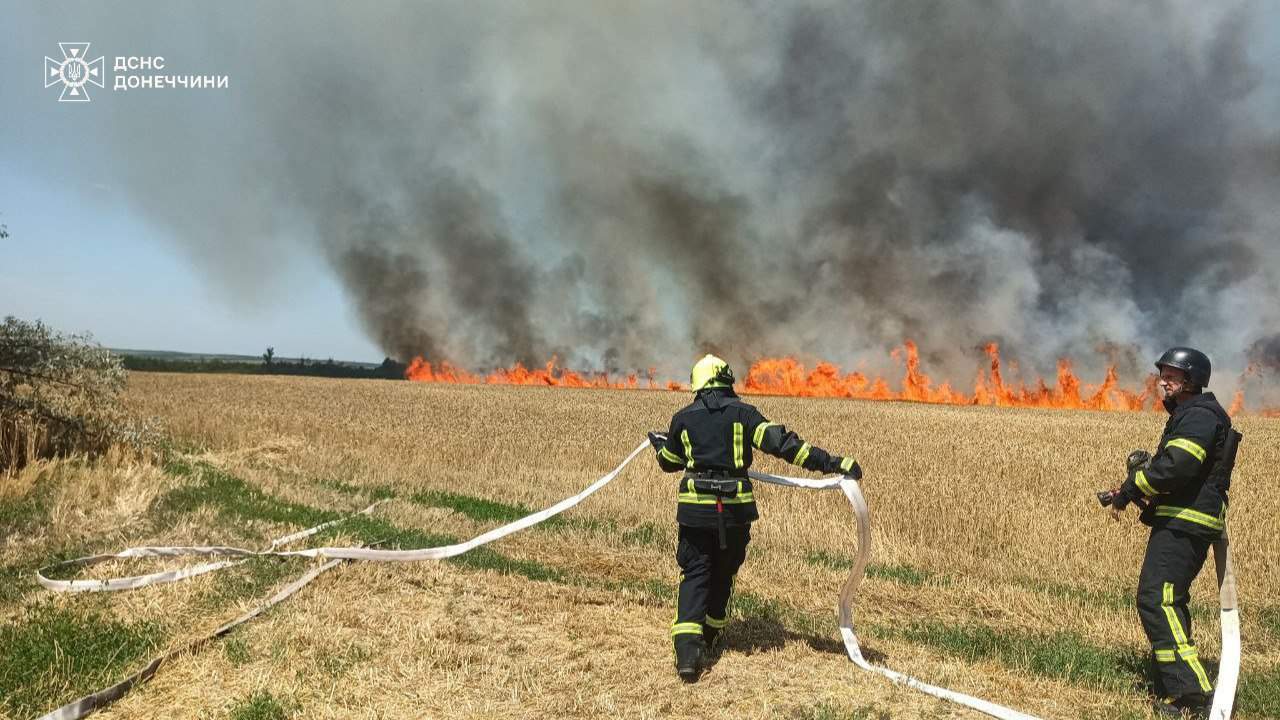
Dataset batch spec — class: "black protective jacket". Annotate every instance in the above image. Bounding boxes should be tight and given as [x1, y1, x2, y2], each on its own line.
[1120, 391, 1235, 541]
[655, 388, 854, 528]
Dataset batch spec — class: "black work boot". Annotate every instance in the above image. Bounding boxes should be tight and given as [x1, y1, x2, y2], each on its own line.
[673, 637, 704, 683]
[1153, 694, 1209, 719]
[703, 626, 720, 651]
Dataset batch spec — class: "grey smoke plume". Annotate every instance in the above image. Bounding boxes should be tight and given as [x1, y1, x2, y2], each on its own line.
[21, 1, 1280, 389]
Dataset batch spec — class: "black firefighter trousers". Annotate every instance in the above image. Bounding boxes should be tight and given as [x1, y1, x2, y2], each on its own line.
[671, 523, 750, 656]
[1137, 525, 1214, 699]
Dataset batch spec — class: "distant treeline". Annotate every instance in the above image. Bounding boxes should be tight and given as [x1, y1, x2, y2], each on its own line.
[120, 354, 408, 380]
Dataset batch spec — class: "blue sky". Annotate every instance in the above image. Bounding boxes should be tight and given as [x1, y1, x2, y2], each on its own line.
[0, 169, 379, 360]
[0, 5, 386, 362]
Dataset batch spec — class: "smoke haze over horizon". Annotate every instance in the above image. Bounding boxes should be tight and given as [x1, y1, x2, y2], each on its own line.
[4, 1, 1280, 400]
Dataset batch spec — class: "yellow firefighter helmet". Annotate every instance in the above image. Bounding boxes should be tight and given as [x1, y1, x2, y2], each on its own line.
[690, 354, 735, 392]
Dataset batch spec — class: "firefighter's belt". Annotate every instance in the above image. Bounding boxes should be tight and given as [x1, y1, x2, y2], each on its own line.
[684, 473, 749, 496]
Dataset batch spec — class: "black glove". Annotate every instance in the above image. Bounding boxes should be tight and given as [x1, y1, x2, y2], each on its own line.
[647, 431, 668, 450]
[1126, 449, 1151, 473]
[1111, 489, 1132, 511]
[831, 456, 862, 480]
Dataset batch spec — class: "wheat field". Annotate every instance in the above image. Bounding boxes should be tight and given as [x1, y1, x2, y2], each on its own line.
[2, 372, 1278, 720]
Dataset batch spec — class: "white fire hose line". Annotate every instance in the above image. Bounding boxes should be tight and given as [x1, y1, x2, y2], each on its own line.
[32, 441, 650, 720]
[33, 441, 1239, 720]
[36, 557, 347, 720]
[1210, 531, 1239, 720]
[746, 471, 1040, 720]
[35, 441, 651, 592]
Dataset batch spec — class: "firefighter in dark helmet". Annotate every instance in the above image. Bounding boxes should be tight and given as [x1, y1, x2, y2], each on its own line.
[648, 354, 862, 682]
[1107, 347, 1243, 717]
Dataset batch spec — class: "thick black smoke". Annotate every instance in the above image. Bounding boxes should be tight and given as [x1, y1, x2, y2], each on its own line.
[13, 1, 1280, 388]
[1248, 334, 1280, 372]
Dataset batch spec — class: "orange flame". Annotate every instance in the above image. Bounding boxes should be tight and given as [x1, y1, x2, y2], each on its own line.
[742, 341, 1160, 410]
[405, 341, 1278, 414]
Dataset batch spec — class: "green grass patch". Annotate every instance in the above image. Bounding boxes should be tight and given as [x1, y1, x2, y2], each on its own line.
[315, 513, 567, 583]
[867, 562, 945, 587]
[317, 475, 646, 543]
[314, 642, 372, 677]
[880, 620, 1144, 690]
[1, 543, 99, 602]
[1238, 664, 1280, 718]
[728, 589, 835, 638]
[607, 577, 678, 605]
[0, 563, 32, 605]
[0, 604, 166, 718]
[621, 522, 666, 548]
[0, 477, 57, 534]
[455, 546, 566, 582]
[792, 702, 888, 720]
[1011, 576, 1134, 611]
[1078, 707, 1149, 720]
[313, 477, 396, 501]
[228, 689, 295, 720]
[156, 464, 570, 588]
[804, 551, 945, 587]
[406, 486, 632, 537]
[1008, 575, 1212, 623]
[408, 488, 539, 525]
[1258, 606, 1280, 640]
[803, 549, 853, 571]
[317, 514, 452, 549]
[195, 557, 300, 611]
[162, 456, 198, 478]
[223, 636, 252, 666]
[154, 464, 339, 530]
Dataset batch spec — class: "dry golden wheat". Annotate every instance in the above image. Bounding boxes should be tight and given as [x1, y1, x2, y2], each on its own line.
[3, 373, 1276, 719]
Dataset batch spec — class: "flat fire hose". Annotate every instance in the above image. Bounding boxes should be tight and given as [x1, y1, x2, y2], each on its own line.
[32, 441, 651, 720]
[746, 471, 1040, 720]
[36, 442, 650, 594]
[1210, 530, 1239, 720]
[33, 441, 1238, 719]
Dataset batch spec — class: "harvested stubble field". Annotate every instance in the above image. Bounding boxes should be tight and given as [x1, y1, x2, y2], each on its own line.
[2, 372, 1279, 720]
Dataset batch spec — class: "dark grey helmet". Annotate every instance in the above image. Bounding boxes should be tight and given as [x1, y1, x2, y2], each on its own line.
[1155, 347, 1211, 389]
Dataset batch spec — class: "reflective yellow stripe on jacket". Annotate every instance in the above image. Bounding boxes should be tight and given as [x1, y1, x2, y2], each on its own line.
[1165, 437, 1207, 462]
[752, 422, 777, 448]
[1134, 470, 1158, 497]
[792, 442, 811, 467]
[733, 422, 744, 468]
[659, 447, 683, 465]
[1153, 505, 1225, 531]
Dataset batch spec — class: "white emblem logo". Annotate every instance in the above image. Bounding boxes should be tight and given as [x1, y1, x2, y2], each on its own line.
[45, 42, 105, 102]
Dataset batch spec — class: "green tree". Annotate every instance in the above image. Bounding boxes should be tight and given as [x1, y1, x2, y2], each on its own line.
[0, 317, 156, 472]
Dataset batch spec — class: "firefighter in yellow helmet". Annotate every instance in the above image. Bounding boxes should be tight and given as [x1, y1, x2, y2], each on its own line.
[649, 354, 861, 681]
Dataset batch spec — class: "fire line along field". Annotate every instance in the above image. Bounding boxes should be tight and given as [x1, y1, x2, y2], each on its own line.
[0, 371, 1276, 719]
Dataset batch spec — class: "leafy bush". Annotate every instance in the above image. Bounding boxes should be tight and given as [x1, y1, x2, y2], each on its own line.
[0, 316, 157, 472]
